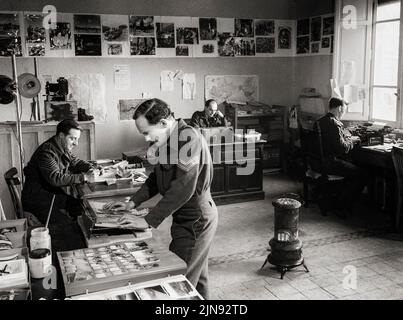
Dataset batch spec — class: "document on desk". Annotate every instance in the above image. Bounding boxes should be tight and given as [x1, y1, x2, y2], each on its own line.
[362, 143, 395, 152]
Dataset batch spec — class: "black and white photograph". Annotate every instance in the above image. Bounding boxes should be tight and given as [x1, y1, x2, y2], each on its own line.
[27, 43, 45, 56]
[119, 99, 147, 119]
[156, 22, 175, 48]
[24, 14, 45, 43]
[321, 36, 330, 48]
[74, 14, 101, 34]
[311, 41, 320, 53]
[164, 280, 194, 297]
[130, 37, 155, 55]
[234, 18, 254, 37]
[202, 43, 214, 54]
[255, 19, 275, 36]
[74, 34, 102, 55]
[323, 16, 335, 36]
[297, 18, 310, 36]
[296, 35, 310, 54]
[218, 32, 235, 56]
[135, 285, 170, 300]
[176, 45, 189, 56]
[0, 37, 21, 57]
[102, 17, 128, 42]
[310, 16, 322, 41]
[0, 13, 20, 37]
[129, 16, 155, 37]
[256, 37, 275, 54]
[234, 38, 255, 56]
[176, 27, 199, 45]
[278, 26, 291, 49]
[50, 22, 72, 50]
[199, 17, 217, 40]
[107, 43, 122, 56]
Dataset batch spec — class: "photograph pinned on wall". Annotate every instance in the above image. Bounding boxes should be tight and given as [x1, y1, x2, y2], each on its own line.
[322, 16, 334, 36]
[107, 43, 123, 56]
[202, 43, 215, 54]
[25, 13, 46, 43]
[256, 37, 275, 54]
[296, 36, 310, 54]
[75, 34, 102, 56]
[176, 45, 189, 56]
[130, 37, 155, 55]
[50, 22, 72, 50]
[234, 19, 254, 37]
[311, 41, 320, 54]
[156, 23, 175, 48]
[0, 13, 21, 56]
[310, 16, 322, 42]
[118, 99, 146, 120]
[135, 285, 170, 300]
[199, 18, 217, 40]
[102, 15, 128, 42]
[278, 26, 291, 49]
[28, 43, 45, 56]
[176, 27, 199, 45]
[297, 18, 310, 36]
[233, 38, 255, 56]
[255, 19, 274, 36]
[74, 14, 101, 34]
[218, 32, 235, 56]
[129, 16, 155, 37]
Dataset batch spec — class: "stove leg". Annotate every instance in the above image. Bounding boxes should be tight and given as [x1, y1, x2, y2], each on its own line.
[260, 257, 269, 270]
[303, 261, 309, 273]
[280, 267, 286, 279]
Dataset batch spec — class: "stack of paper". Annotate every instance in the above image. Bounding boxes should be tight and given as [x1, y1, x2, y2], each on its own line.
[0, 259, 29, 290]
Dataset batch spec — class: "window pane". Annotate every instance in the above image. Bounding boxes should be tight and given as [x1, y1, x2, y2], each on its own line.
[373, 21, 400, 86]
[372, 87, 397, 121]
[376, 1, 400, 21]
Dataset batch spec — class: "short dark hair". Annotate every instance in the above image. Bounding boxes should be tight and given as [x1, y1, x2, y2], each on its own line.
[56, 119, 82, 135]
[133, 98, 173, 125]
[205, 99, 217, 108]
[329, 97, 345, 110]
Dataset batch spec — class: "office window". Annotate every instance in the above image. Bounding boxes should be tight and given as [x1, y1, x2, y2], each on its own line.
[371, 0, 401, 122]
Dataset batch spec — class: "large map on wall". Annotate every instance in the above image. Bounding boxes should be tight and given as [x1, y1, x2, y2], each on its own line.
[205, 75, 259, 104]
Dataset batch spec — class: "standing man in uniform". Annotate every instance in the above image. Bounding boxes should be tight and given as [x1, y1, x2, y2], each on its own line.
[105, 98, 218, 299]
[190, 99, 229, 128]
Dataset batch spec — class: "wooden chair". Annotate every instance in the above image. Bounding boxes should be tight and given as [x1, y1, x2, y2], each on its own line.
[4, 167, 42, 226]
[391, 146, 403, 230]
[299, 122, 344, 215]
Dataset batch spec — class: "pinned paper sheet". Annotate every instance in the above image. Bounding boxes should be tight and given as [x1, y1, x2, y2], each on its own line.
[340, 60, 356, 85]
[114, 64, 131, 90]
[183, 73, 196, 100]
[343, 85, 359, 104]
[330, 79, 343, 100]
[161, 70, 175, 92]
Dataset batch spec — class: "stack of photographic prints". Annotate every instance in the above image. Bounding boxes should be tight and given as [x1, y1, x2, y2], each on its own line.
[72, 274, 203, 300]
[297, 14, 334, 55]
[0, 13, 22, 57]
[0, 289, 30, 300]
[74, 14, 102, 56]
[0, 259, 29, 290]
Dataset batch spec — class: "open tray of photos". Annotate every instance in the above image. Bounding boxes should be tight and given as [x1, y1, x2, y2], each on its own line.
[71, 274, 203, 300]
[57, 241, 187, 297]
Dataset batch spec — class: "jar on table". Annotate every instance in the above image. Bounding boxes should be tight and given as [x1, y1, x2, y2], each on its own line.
[30, 227, 51, 252]
[29, 248, 52, 279]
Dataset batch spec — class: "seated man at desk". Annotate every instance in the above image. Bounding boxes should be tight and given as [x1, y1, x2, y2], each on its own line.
[22, 119, 94, 225]
[190, 99, 229, 128]
[317, 97, 366, 217]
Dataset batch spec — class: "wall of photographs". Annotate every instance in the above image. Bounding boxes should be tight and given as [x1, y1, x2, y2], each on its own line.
[0, 11, 334, 58]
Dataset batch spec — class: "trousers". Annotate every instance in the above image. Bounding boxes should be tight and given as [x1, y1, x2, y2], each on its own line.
[169, 193, 218, 300]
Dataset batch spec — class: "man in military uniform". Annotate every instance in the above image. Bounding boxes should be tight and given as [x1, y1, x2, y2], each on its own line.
[105, 98, 218, 299]
[190, 99, 229, 128]
[317, 97, 366, 217]
[22, 119, 93, 225]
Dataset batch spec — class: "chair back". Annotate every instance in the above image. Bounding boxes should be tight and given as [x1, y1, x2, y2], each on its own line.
[391, 146, 403, 196]
[299, 122, 326, 176]
[4, 167, 24, 219]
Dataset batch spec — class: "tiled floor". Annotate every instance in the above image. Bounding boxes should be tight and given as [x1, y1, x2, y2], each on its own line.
[154, 172, 403, 300]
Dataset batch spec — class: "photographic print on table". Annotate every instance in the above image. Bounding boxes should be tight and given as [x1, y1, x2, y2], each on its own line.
[176, 45, 189, 56]
[25, 14, 45, 43]
[323, 16, 334, 36]
[156, 23, 175, 48]
[296, 36, 309, 54]
[255, 19, 274, 36]
[164, 280, 195, 297]
[278, 26, 291, 49]
[218, 33, 234, 56]
[297, 18, 310, 36]
[321, 36, 330, 48]
[130, 37, 155, 55]
[0, 13, 21, 56]
[310, 16, 322, 42]
[311, 42, 320, 53]
[129, 16, 155, 37]
[202, 43, 214, 54]
[0, 227, 17, 235]
[74, 14, 101, 34]
[102, 18, 128, 42]
[256, 37, 275, 54]
[135, 285, 170, 300]
[199, 18, 217, 40]
[75, 34, 101, 55]
[176, 28, 199, 45]
[234, 19, 254, 37]
[50, 22, 72, 50]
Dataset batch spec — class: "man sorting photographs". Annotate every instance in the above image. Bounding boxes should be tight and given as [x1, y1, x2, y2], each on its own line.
[22, 119, 94, 225]
[104, 98, 218, 300]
